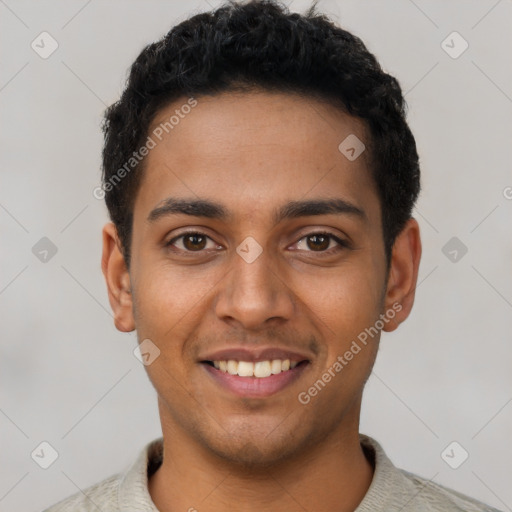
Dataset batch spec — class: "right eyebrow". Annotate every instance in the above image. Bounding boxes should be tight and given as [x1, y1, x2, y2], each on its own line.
[147, 198, 228, 223]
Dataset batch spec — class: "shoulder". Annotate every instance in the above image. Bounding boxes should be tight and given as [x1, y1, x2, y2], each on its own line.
[42, 437, 163, 512]
[358, 435, 502, 512]
[398, 468, 502, 512]
[42, 472, 122, 511]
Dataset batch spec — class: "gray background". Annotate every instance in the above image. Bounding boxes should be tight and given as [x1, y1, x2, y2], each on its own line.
[1, 1, 511, 511]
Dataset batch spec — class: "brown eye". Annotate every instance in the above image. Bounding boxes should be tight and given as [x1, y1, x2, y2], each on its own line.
[294, 232, 348, 254]
[166, 232, 218, 252]
[306, 234, 330, 251]
[182, 233, 207, 251]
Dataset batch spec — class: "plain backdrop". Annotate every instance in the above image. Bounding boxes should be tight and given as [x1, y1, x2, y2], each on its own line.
[1, 1, 511, 511]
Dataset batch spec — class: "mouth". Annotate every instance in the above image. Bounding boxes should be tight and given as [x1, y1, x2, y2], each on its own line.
[200, 355, 311, 398]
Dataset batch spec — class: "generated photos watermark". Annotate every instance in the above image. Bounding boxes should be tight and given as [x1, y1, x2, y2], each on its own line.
[93, 97, 198, 200]
[298, 302, 402, 405]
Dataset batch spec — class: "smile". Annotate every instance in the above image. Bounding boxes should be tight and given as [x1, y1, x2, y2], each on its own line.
[201, 359, 310, 398]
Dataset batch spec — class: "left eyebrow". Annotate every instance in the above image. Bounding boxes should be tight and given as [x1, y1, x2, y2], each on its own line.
[146, 197, 367, 224]
[273, 198, 367, 224]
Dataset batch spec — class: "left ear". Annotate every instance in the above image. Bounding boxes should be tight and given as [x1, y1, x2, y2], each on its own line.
[381, 217, 422, 332]
[101, 222, 135, 333]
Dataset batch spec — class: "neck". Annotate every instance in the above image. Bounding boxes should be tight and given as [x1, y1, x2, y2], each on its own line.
[148, 402, 374, 512]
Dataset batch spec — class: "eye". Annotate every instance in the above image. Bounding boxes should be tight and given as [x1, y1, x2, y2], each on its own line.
[294, 232, 349, 253]
[165, 230, 349, 255]
[166, 231, 220, 252]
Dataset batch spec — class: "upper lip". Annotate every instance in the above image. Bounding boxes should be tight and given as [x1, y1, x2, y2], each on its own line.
[200, 347, 311, 363]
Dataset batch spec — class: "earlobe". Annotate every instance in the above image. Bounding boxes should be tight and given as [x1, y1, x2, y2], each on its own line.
[101, 222, 135, 332]
[382, 218, 422, 332]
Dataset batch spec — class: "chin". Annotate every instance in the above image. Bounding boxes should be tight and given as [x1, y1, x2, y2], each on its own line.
[212, 443, 291, 470]
[200, 425, 311, 470]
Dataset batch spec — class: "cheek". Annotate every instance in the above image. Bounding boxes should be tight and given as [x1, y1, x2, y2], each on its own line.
[301, 261, 383, 336]
[137, 264, 193, 313]
[132, 262, 222, 342]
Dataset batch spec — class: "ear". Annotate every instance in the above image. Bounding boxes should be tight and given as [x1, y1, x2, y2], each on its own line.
[381, 217, 422, 332]
[101, 222, 135, 332]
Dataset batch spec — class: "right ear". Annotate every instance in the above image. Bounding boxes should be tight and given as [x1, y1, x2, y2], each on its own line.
[101, 222, 135, 332]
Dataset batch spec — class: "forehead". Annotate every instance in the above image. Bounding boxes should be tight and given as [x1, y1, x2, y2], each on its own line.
[134, 91, 379, 226]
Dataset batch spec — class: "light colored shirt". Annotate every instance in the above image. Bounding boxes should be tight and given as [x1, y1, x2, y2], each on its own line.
[43, 434, 501, 511]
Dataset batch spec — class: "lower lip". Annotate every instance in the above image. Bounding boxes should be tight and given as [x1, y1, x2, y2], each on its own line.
[202, 362, 309, 398]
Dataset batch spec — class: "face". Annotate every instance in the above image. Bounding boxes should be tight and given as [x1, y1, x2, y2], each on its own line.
[103, 90, 420, 467]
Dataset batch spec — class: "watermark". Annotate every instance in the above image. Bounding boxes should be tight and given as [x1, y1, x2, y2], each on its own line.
[93, 97, 198, 200]
[441, 31, 469, 60]
[32, 236, 58, 263]
[298, 302, 402, 405]
[31, 31, 59, 59]
[31, 441, 59, 469]
[236, 236, 263, 263]
[441, 236, 468, 263]
[338, 134, 365, 161]
[503, 186, 512, 200]
[441, 441, 469, 469]
[134, 338, 161, 366]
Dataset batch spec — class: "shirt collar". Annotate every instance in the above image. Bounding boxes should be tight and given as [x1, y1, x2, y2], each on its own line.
[117, 437, 163, 511]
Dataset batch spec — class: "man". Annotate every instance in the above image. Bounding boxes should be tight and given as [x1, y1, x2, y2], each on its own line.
[44, 0, 501, 510]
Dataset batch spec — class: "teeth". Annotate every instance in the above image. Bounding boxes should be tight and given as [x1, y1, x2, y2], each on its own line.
[271, 359, 282, 374]
[227, 360, 238, 375]
[254, 361, 271, 378]
[211, 358, 301, 377]
[237, 361, 254, 377]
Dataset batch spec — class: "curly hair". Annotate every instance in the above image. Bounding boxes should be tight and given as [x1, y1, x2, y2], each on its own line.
[101, 0, 420, 269]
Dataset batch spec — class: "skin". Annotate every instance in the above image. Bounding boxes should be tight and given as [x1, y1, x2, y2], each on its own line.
[102, 91, 421, 512]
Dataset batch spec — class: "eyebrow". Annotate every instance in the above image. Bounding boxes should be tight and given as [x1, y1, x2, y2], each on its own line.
[147, 197, 367, 224]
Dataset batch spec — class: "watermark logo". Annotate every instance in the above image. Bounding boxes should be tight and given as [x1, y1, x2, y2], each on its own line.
[31, 31, 59, 59]
[441, 31, 469, 59]
[31, 441, 59, 469]
[236, 236, 263, 263]
[441, 441, 469, 469]
[442, 236, 468, 263]
[338, 134, 365, 161]
[134, 338, 161, 366]
[32, 237, 58, 263]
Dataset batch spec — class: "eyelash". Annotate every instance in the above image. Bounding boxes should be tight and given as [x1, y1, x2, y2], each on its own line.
[165, 231, 349, 256]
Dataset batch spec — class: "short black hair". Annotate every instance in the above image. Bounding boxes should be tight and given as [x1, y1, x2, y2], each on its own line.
[101, 0, 420, 269]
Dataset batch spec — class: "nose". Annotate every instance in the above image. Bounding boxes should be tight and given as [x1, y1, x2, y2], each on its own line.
[214, 244, 295, 330]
